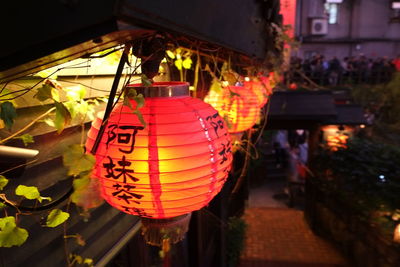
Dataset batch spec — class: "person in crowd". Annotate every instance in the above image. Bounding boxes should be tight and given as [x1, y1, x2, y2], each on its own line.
[328, 56, 342, 86]
[272, 130, 290, 169]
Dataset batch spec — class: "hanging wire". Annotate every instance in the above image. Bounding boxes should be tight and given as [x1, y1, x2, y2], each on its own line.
[230, 129, 254, 196]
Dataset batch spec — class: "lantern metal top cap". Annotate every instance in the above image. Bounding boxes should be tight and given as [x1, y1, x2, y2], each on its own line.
[126, 82, 189, 97]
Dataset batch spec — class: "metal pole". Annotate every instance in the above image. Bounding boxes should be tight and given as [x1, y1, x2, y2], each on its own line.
[90, 44, 131, 155]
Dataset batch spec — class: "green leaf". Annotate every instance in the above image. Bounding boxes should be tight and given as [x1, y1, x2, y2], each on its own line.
[182, 57, 192, 69]
[141, 74, 153, 87]
[46, 209, 70, 227]
[83, 258, 94, 266]
[44, 118, 55, 127]
[134, 94, 145, 109]
[133, 110, 147, 128]
[0, 101, 17, 130]
[34, 84, 59, 102]
[71, 174, 104, 210]
[70, 254, 83, 264]
[13, 134, 34, 146]
[63, 144, 95, 176]
[15, 185, 40, 200]
[38, 196, 52, 203]
[174, 59, 183, 70]
[123, 89, 146, 128]
[15, 185, 50, 203]
[124, 88, 137, 98]
[0, 175, 8, 190]
[65, 85, 86, 102]
[0, 88, 15, 103]
[64, 100, 91, 119]
[166, 50, 175, 59]
[123, 96, 134, 111]
[0, 216, 28, 247]
[54, 102, 72, 134]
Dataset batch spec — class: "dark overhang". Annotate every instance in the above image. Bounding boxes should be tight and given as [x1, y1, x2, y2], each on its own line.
[324, 104, 367, 125]
[0, 0, 279, 83]
[266, 90, 366, 129]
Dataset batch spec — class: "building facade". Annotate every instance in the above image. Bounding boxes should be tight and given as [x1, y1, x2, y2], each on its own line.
[294, 0, 400, 60]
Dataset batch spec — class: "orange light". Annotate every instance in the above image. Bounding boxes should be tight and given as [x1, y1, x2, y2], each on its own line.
[243, 77, 272, 108]
[394, 224, 400, 243]
[204, 85, 259, 133]
[86, 82, 233, 219]
[326, 135, 349, 151]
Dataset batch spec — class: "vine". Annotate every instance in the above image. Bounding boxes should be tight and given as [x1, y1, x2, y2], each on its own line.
[0, 28, 286, 265]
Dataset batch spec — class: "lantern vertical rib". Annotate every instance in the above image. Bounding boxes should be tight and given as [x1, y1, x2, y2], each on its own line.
[177, 98, 223, 206]
[148, 105, 164, 218]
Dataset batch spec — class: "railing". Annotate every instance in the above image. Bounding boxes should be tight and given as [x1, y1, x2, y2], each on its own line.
[284, 68, 396, 87]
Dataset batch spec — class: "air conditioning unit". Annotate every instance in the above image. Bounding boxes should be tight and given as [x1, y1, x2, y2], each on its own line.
[310, 18, 328, 35]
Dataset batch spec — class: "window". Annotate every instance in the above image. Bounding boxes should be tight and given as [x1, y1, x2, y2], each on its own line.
[324, 3, 339, 24]
[391, 1, 400, 22]
[393, 2, 400, 9]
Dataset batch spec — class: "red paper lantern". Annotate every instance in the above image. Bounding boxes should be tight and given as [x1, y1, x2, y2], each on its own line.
[204, 85, 259, 133]
[86, 82, 233, 220]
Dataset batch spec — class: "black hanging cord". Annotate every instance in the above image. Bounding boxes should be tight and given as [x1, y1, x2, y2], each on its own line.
[90, 44, 131, 155]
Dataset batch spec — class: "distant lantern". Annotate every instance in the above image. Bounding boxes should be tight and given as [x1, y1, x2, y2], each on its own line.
[204, 85, 259, 133]
[86, 82, 233, 246]
[243, 76, 273, 108]
[322, 125, 352, 151]
[394, 224, 400, 243]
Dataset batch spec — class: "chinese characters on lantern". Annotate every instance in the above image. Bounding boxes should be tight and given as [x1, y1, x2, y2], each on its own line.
[206, 112, 225, 137]
[103, 124, 151, 217]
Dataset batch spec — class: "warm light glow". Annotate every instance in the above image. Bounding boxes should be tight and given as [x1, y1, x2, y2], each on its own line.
[244, 77, 250, 82]
[86, 82, 233, 219]
[280, 0, 297, 38]
[326, 135, 349, 151]
[322, 125, 353, 151]
[394, 224, 400, 243]
[204, 85, 259, 133]
[360, 124, 365, 129]
[221, 81, 229, 87]
[243, 76, 273, 108]
[392, 2, 400, 9]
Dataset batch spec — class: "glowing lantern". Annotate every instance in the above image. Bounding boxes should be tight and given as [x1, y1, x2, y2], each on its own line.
[322, 125, 352, 151]
[394, 224, 400, 243]
[204, 85, 259, 133]
[243, 77, 272, 108]
[86, 82, 233, 245]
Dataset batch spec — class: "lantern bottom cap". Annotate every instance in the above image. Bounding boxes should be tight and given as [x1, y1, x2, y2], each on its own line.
[140, 213, 192, 247]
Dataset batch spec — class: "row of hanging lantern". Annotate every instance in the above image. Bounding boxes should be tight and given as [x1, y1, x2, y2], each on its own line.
[85, 72, 274, 247]
[204, 74, 273, 135]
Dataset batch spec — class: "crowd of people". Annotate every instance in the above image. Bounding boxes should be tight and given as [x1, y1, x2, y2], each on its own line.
[285, 54, 400, 87]
[272, 129, 308, 204]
